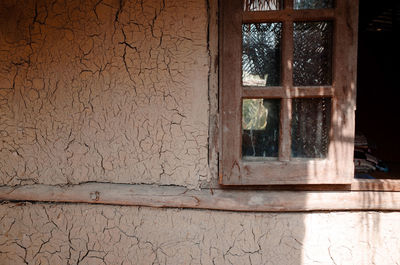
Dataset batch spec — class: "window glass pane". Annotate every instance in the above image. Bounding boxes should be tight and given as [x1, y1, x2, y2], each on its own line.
[293, 21, 333, 86]
[242, 23, 282, 87]
[293, 0, 333, 9]
[242, 99, 280, 159]
[291, 98, 331, 158]
[244, 0, 283, 11]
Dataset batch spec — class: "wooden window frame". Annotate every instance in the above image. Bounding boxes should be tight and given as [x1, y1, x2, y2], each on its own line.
[219, 0, 359, 185]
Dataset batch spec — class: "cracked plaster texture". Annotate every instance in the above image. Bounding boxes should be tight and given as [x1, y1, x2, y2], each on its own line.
[2, 2, 399, 264]
[0, 0, 209, 187]
[1, 203, 400, 265]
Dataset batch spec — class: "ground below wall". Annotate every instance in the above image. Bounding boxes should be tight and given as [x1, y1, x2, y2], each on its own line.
[0, 203, 399, 265]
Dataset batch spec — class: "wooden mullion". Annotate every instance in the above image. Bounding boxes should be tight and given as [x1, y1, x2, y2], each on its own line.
[279, 16, 294, 161]
[243, 86, 284, 98]
[284, 0, 293, 9]
[279, 98, 292, 161]
[243, 87, 334, 99]
[243, 9, 334, 24]
[290, 86, 334, 97]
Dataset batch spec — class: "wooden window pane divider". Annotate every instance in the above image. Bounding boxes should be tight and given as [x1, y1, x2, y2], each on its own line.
[243, 87, 284, 98]
[279, 9, 294, 163]
[284, 0, 293, 10]
[243, 9, 335, 24]
[279, 98, 292, 161]
[243, 86, 334, 98]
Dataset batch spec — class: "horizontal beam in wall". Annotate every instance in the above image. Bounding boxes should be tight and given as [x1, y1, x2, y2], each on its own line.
[1, 182, 400, 212]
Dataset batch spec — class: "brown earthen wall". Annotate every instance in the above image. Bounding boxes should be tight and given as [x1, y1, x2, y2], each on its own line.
[1, 203, 400, 265]
[1, 1, 400, 265]
[0, 0, 209, 188]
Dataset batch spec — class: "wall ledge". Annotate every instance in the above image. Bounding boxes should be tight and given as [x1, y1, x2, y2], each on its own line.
[1, 183, 400, 212]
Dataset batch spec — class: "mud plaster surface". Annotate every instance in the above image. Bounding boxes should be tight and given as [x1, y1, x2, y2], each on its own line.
[0, 203, 399, 265]
[0, 0, 209, 187]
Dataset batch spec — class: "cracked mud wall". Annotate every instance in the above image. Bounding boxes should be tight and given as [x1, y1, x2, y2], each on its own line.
[2, 2, 400, 265]
[0, 0, 209, 187]
[1, 203, 400, 265]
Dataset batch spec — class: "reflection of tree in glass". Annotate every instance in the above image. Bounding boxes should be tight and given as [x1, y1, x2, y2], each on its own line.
[293, 21, 333, 86]
[243, 0, 282, 11]
[242, 23, 282, 86]
[242, 99, 268, 130]
[242, 99, 281, 158]
[294, 0, 333, 10]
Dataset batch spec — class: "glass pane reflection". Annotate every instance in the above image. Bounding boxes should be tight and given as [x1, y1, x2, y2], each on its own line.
[244, 0, 283, 11]
[291, 98, 331, 158]
[294, 0, 333, 9]
[242, 23, 282, 87]
[293, 21, 333, 86]
[242, 99, 281, 159]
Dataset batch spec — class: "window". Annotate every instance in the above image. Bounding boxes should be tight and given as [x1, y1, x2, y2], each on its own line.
[219, 0, 359, 185]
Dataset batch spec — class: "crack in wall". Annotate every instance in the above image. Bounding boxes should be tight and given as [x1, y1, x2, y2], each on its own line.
[1, 203, 399, 264]
[0, 0, 209, 188]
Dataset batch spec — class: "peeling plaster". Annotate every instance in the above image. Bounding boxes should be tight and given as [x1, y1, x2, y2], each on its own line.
[0, 0, 209, 187]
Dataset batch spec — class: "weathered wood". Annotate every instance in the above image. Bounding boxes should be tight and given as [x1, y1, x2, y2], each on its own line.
[290, 86, 334, 98]
[279, 11, 293, 162]
[206, 0, 220, 188]
[284, 0, 293, 9]
[279, 98, 291, 161]
[222, 159, 350, 185]
[243, 8, 335, 24]
[243, 86, 334, 98]
[327, 0, 359, 181]
[220, 0, 358, 185]
[351, 179, 400, 191]
[243, 86, 285, 98]
[219, 0, 243, 184]
[1, 183, 400, 212]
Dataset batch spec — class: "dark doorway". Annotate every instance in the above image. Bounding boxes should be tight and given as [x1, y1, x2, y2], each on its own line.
[356, 0, 400, 178]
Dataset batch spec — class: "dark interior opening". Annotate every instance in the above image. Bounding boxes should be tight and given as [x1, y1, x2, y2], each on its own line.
[355, 0, 400, 178]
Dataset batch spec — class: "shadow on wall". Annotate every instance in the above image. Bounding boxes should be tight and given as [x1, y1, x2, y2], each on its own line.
[0, 0, 306, 264]
[0, 0, 396, 264]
